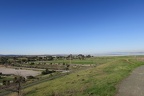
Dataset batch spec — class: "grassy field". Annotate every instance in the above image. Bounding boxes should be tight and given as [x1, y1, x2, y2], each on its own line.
[31, 57, 116, 65]
[7, 56, 144, 96]
[0, 76, 13, 84]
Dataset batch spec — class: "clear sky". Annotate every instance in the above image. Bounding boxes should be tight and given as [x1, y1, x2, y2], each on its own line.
[0, 0, 144, 55]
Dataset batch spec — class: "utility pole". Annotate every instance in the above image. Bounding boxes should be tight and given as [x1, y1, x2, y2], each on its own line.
[70, 54, 72, 64]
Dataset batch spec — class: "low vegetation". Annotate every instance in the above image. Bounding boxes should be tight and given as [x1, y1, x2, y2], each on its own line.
[41, 69, 55, 75]
[6, 56, 144, 96]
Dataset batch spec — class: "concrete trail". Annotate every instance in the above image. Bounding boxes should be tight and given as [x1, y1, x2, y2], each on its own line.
[116, 65, 144, 96]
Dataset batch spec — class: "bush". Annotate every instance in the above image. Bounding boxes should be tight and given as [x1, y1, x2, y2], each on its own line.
[30, 62, 35, 65]
[27, 76, 35, 79]
[42, 69, 55, 75]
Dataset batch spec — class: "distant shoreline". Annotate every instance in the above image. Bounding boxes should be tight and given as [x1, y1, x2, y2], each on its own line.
[0, 52, 144, 57]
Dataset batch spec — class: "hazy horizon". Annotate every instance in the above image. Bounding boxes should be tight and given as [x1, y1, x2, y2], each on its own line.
[1, 51, 144, 56]
[1, 0, 144, 55]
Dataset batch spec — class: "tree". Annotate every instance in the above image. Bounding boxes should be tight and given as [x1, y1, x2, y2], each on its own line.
[13, 76, 26, 96]
[47, 56, 54, 61]
[86, 55, 92, 58]
[0, 72, 2, 79]
[65, 64, 70, 70]
[8, 58, 15, 65]
[78, 54, 85, 60]
[0, 57, 8, 64]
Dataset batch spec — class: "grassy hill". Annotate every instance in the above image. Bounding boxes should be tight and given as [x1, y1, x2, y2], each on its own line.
[8, 56, 144, 96]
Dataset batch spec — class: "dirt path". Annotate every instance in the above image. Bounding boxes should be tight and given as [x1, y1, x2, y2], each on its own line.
[116, 65, 144, 96]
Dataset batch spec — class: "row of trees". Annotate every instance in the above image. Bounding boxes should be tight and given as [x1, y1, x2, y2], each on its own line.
[0, 54, 93, 65]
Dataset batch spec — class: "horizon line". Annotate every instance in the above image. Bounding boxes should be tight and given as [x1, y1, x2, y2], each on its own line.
[1, 51, 144, 56]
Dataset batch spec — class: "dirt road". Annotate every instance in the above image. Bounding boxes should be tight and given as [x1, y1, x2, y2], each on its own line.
[116, 65, 144, 96]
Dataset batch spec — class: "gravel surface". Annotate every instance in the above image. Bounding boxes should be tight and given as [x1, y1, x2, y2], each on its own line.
[116, 65, 144, 96]
[0, 67, 41, 78]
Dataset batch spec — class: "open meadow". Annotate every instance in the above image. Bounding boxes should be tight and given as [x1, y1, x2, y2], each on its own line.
[5, 56, 144, 96]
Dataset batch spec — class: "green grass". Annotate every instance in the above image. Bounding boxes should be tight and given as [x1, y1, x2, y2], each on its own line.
[8, 56, 144, 96]
[31, 57, 115, 65]
[0, 76, 14, 83]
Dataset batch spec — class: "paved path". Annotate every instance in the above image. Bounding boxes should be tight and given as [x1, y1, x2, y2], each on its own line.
[116, 65, 144, 96]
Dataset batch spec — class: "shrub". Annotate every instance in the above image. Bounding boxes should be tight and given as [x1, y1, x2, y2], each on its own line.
[42, 68, 55, 75]
[27, 76, 35, 79]
[30, 62, 35, 65]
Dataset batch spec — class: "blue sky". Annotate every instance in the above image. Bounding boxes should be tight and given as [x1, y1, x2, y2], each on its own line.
[0, 0, 144, 55]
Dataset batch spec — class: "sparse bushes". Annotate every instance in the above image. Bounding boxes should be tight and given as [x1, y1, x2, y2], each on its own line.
[65, 64, 70, 70]
[0, 72, 2, 75]
[30, 62, 35, 65]
[41, 68, 55, 75]
[63, 62, 65, 65]
[27, 76, 35, 79]
[13, 76, 26, 83]
[2, 80, 10, 85]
